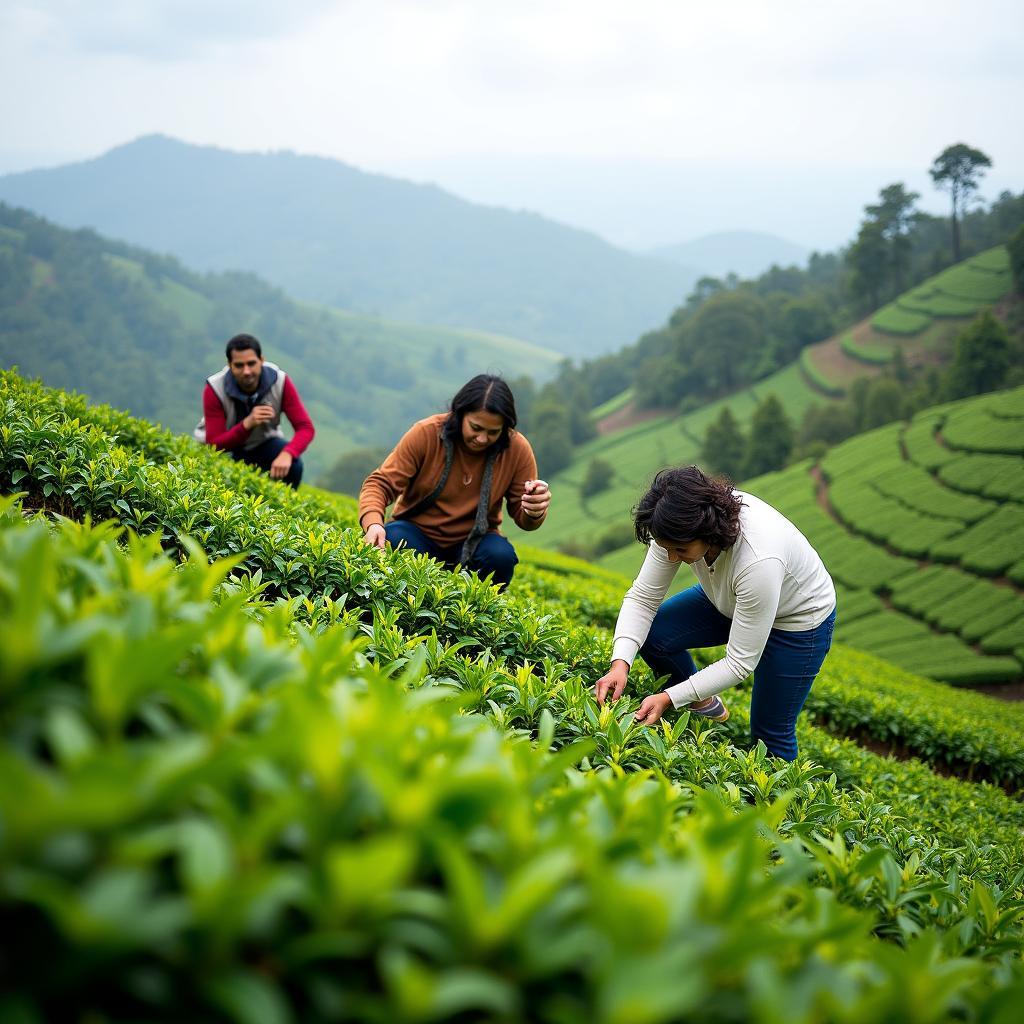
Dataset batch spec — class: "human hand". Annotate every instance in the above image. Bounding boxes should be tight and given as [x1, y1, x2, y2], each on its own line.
[594, 660, 629, 706]
[243, 404, 276, 430]
[364, 523, 387, 550]
[521, 479, 551, 520]
[269, 449, 293, 480]
[634, 692, 672, 726]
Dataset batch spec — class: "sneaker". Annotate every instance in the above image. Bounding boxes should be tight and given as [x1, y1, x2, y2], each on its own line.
[686, 695, 729, 722]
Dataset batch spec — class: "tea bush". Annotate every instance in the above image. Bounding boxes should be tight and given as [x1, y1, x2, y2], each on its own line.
[2, 504, 1024, 1024]
[4, 370, 1024, 1020]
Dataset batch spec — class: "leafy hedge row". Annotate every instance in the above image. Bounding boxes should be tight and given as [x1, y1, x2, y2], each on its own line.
[3, 505, 1024, 1022]
[5, 369, 1024, 981]
[0, 372, 1018, 809]
[943, 403, 1024, 456]
[871, 303, 932, 336]
[869, 248, 1011, 337]
[939, 453, 1024, 503]
[798, 348, 846, 397]
[839, 331, 893, 365]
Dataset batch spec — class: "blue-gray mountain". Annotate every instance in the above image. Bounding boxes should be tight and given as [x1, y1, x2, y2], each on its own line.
[0, 135, 698, 356]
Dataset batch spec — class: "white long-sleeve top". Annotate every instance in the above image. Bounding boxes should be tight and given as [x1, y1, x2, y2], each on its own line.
[611, 491, 836, 707]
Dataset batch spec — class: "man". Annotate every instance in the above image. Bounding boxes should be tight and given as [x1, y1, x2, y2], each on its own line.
[196, 334, 315, 488]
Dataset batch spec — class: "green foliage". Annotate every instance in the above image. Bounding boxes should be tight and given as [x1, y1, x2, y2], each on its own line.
[5, 373, 1024, 1021]
[751, 387, 1024, 682]
[847, 184, 920, 311]
[872, 303, 932, 337]
[700, 406, 746, 479]
[743, 394, 794, 477]
[319, 445, 389, 496]
[799, 348, 846, 397]
[1009, 225, 1024, 293]
[840, 332, 894, 365]
[804, 645, 1024, 784]
[930, 144, 993, 261]
[944, 311, 1011, 401]
[579, 457, 615, 499]
[528, 396, 576, 476]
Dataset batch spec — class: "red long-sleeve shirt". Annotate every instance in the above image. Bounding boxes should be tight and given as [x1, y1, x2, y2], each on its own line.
[203, 376, 315, 457]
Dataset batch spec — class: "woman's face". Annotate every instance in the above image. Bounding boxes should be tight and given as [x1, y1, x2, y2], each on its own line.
[460, 409, 505, 452]
[656, 538, 711, 564]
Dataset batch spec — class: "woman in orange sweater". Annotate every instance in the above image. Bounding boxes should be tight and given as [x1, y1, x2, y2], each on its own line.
[358, 375, 551, 589]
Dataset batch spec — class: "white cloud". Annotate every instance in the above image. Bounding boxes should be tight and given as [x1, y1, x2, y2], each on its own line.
[0, 0, 1021, 245]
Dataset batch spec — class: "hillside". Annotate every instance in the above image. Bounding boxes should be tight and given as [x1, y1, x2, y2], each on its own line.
[2, 367, 1024, 1018]
[510, 359, 831, 555]
[515, 246, 1015, 557]
[802, 247, 1015, 393]
[749, 386, 1024, 686]
[0, 135, 697, 356]
[0, 203, 561, 476]
[581, 386, 1024, 687]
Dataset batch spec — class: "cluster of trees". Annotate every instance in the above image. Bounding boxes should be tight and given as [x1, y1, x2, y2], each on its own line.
[846, 144, 999, 313]
[701, 307, 1023, 482]
[519, 145, 1023, 478]
[700, 396, 795, 480]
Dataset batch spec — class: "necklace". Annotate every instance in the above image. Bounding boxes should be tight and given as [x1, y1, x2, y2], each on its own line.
[462, 472, 473, 485]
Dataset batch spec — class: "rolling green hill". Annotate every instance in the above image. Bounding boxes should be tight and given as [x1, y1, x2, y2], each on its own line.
[0, 203, 560, 477]
[509, 360, 830, 557]
[0, 134, 697, 356]
[2, 367, 1023, 1019]
[746, 386, 1024, 685]
[802, 246, 1014, 392]
[516, 245, 1015, 566]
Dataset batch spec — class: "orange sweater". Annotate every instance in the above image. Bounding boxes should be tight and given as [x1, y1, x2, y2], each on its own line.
[358, 414, 544, 546]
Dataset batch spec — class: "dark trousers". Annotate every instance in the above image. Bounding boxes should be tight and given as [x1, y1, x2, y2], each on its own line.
[639, 584, 836, 761]
[384, 519, 519, 590]
[231, 437, 303, 489]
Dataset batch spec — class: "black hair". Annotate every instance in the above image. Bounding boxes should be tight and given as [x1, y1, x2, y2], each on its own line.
[226, 334, 262, 361]
[633, 465, 743, 549]
[442, 374, 518, 453]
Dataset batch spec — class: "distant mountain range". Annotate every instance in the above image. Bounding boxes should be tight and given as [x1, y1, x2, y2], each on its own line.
[650, 230, 810, 279]
[0, 135, 699, 357]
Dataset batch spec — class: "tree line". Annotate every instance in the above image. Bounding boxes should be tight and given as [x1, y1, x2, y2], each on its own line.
[701, 303, 1022, 481]
[512, 144, 1023, 477]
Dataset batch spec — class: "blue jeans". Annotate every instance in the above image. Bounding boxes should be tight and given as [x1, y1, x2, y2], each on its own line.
[231, 437, 303, 489]
[385, 519, 519, 590]
[639, 585, 836, 761]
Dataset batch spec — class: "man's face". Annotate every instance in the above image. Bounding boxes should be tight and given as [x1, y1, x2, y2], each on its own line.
[229, 349, 264, 394]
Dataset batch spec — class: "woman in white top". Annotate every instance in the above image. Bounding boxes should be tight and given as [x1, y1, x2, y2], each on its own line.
[594, 466, 837, 760]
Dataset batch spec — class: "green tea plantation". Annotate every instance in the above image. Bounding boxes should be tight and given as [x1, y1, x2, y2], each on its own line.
[1, 369, 1023, 1023]
[751, 385, 1024, 685]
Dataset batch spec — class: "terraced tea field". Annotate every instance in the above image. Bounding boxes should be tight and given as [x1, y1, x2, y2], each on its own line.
[803, 246, 1013, 392]
[751, 386, 1024, 685]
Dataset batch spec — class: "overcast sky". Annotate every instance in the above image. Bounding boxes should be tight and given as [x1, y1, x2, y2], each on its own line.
[1, 0, 1021, 250]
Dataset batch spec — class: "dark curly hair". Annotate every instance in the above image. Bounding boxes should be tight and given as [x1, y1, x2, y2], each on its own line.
[633, 466, 743, 549]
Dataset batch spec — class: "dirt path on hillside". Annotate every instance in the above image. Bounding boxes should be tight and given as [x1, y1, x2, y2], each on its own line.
[805, 322, 884, 392]
[595, 401, 669, 435]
